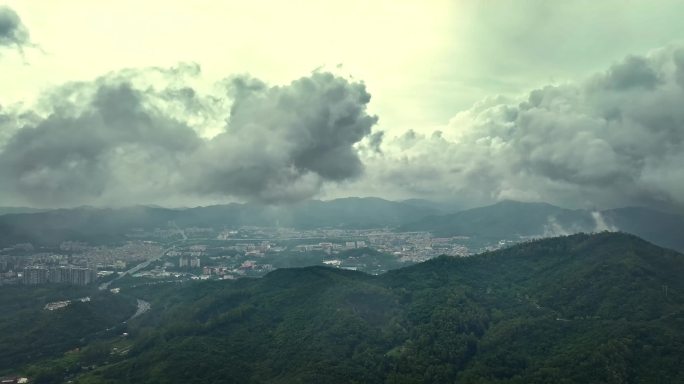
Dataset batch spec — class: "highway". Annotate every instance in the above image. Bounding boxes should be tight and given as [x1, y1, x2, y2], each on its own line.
[99, 241, 183, 290]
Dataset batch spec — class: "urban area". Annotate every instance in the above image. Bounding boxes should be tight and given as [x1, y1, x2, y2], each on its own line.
[0, 226, 517, 288]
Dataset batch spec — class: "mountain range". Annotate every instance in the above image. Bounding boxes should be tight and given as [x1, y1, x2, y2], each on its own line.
[0, 198, 441, 246]
[19, 232, 683, 383]
[400, 200, 684, 253]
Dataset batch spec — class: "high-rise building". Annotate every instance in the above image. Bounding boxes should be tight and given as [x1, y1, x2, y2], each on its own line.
[23, 266, 95, 286]
[71, 267, 96, 285]
[49, 267, 72, 283]
[190, 257, 201, 268]
[179, 256, 189, 268]
[23, 266, 48, 285]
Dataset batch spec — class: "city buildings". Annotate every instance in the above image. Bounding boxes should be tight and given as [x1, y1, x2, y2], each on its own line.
[22, 266, 96, 286]
[179, 256, 201, 268]
[22, 266, 48, 285]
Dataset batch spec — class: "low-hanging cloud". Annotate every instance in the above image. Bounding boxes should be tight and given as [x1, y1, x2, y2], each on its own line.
[0, 6, 30, 53]
[354, 45, 684, 212]
[0, 67, 377, 207]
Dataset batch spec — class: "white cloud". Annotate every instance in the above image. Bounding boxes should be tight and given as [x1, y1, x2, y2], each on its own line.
[341, 46, 684, 212]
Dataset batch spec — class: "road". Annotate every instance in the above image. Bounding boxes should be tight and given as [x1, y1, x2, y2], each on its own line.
[99, 242, 183, 290]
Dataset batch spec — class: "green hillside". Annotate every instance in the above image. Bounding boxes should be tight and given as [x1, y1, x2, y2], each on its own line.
[61, 232, 684, 383]
[0, 285, 136, 376]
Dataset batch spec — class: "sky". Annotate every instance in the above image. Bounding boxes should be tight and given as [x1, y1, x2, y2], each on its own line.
[1, 1, 684, 211]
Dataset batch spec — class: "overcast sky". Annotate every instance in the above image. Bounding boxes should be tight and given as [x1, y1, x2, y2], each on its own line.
[1, 1, 684, 211]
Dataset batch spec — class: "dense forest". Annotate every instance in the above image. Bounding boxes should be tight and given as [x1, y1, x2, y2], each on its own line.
[0, 285, 136, 378]
[13, 232, 678, 383]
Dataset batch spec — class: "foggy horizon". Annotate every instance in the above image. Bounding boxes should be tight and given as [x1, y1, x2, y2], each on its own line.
[0, 196, 678, 217]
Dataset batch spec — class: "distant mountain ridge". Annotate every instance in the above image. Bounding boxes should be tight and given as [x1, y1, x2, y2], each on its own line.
[0, 207, 48, 216]
[0, 198, 440, 246]
[0, 199, 682, 252]
[400, 200, 684, 252]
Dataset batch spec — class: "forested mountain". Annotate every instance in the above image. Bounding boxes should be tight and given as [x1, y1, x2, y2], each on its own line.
[0, 285, 136, 376]
[57, 232, 684, 383]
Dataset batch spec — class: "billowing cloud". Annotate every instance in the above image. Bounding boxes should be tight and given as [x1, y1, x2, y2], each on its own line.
[3, 37, 684, 211]
[0, 67, 377, 207]
[350, 45, 684, 212]
[0, 6, 30, 52]
[0, 65, 203, 206]
[187, 72, 377, 203]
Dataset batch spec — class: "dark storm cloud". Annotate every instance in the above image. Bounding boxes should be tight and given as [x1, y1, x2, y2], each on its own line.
[673, 49, 684, 88]
[367, 131, 384, 153]
[364, 45, 684, 211]
[187, 72, 378, 203]
[0, 73, 203, 206]
[0, 6, 30, 52]
[600, 55, 661, 90]
[0, 68, 377, 206]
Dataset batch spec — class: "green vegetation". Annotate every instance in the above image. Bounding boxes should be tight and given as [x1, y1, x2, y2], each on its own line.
[332, 247, 409, 273]
[59, 232, 684, 383]
[0, 285, 137, 376]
